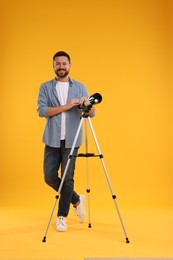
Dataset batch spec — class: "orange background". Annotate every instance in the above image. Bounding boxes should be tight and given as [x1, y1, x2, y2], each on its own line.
[1, 0, 173, 210]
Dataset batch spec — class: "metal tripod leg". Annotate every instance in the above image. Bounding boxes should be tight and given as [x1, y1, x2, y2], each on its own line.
[87, 116, 130, 243]
[42, 116, 84, 242]
[84, 119, 92, 228]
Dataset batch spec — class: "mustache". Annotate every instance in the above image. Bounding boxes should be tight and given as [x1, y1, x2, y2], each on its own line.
[57, 69, 66, 71]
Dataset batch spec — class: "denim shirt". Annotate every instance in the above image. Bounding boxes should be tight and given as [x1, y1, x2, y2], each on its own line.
[37, 78, 95, 148]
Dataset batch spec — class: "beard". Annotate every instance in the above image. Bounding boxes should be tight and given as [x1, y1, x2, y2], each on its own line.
[55, 69, 69, 78]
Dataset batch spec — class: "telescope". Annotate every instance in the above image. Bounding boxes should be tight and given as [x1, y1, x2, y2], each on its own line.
[79, 93, 102, 112]
[84, 93, 102, 107]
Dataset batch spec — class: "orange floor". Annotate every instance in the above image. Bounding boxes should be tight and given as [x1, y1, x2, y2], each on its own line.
[1, 203, 173, 260]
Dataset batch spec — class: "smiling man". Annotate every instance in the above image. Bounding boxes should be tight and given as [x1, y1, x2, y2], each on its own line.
[37, 51, 95, 232]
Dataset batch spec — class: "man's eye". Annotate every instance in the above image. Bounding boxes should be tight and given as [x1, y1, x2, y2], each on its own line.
[55, 62, 67, 66]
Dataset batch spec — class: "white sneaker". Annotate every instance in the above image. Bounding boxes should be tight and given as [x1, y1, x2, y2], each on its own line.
[74, 195, 86, 223]
[56, 216, 67, 232]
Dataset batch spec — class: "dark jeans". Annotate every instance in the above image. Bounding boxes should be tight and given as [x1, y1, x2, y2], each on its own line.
[44, 141, 80, 217]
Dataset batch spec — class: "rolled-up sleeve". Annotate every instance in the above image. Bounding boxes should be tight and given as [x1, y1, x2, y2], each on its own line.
[37, 84, 49, 117]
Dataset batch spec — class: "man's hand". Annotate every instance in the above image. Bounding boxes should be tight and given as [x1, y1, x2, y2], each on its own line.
[66, 98, 81, 109]
[66, 97, 88, 109]
[79, 96, 88, 106]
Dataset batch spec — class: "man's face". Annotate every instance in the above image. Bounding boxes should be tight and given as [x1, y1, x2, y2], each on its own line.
[53, 56, 71, 79]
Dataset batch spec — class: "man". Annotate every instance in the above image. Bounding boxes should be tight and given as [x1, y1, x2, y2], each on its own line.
[37, 51, 95, 232]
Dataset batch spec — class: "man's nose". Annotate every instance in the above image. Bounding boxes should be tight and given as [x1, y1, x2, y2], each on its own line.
[59, 64, 64, 69]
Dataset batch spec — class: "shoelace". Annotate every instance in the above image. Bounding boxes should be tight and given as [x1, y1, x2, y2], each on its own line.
[58, 217, 66, 225]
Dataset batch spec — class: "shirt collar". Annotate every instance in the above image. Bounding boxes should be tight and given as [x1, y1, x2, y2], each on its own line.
[53, 77, 73, 85]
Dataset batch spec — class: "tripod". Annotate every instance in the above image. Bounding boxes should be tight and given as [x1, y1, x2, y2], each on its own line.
[42, 112, 130, 243]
